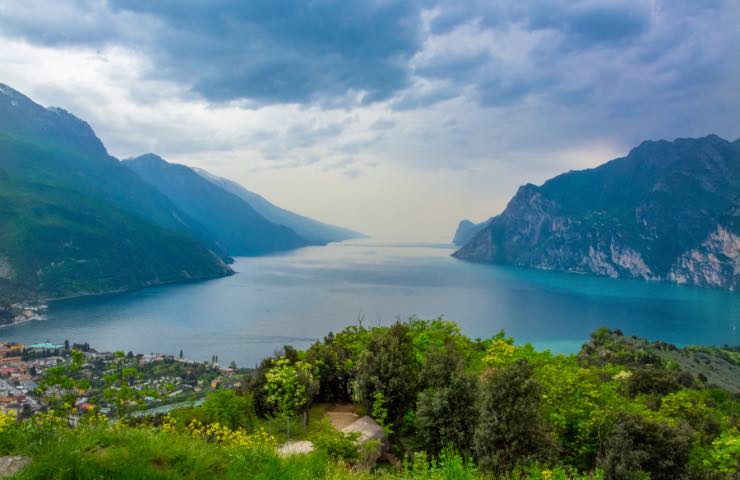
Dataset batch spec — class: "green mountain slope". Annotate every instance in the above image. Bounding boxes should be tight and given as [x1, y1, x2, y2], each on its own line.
[0, 84, 227, 258]
[0, 84, 232, 302]
[0, 176, 231, 301]
[124, 154, 309, 256]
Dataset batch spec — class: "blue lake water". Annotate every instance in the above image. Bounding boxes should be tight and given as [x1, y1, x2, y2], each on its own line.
[0, 240, 737, 367]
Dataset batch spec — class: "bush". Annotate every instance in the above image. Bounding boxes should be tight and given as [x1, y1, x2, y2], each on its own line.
[312, 428, 360, 462]
[474, 359, 554, 474]
[201, 390, 256, 430]
[357, 322, 419, 427]
[598, 411, 693, 480]
[416, 346, 478, 454]
[625, 367, 683, 398]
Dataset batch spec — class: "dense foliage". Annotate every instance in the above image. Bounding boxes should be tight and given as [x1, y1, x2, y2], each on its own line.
[1, 319, 737, 479]
[246, 319, 739, 479]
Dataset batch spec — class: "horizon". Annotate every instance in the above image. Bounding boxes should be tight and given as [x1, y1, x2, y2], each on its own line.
[1, 0, 739, 240]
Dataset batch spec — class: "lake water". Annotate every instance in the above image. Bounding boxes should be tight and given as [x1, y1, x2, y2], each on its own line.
[0, 240, 737, 367]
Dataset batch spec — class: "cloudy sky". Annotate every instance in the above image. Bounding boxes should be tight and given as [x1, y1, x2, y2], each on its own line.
[1, 0, 738, 240]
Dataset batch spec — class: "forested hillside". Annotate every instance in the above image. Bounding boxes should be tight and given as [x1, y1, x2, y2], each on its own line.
[0, 84, 232, 303]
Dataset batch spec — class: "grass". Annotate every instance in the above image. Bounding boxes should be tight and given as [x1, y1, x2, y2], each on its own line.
[1, 422, 344, 480]
[0, 412, 599, 480]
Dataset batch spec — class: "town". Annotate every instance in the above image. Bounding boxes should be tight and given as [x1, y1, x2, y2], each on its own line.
[0, 340, 248, 421]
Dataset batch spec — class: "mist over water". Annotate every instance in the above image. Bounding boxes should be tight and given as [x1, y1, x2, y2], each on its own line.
[1, 240, 736, 367]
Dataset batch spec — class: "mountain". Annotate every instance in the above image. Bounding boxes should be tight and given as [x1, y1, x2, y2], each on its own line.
[0, 83, 232, 302]
[194, 168, 362, 244]
[0, 83, 228, 258]
[452, 219, 490, 246]
[453, 135, 740, 291]
[123, 154, 309, 255]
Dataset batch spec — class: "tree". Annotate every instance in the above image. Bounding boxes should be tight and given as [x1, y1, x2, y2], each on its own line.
[306, 332, 354, 402]
[357, 322, 418, 427]
[264, 357, 318, 420]
[598, 411, 693, 480]
[626, 367, 684, 398]
[416, 346, 478, 454]
[201, 390, 255, 430]
[179, 349, 183, 359]
[247, 356, 275, 416]
[473, 358, 553, 474]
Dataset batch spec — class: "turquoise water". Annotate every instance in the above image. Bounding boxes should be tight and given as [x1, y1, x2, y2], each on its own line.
[0, 240, 736, 367]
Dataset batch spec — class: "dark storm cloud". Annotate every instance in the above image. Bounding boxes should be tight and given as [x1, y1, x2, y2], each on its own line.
[0, 0, 424, 104]
[1, 0, 737, 129]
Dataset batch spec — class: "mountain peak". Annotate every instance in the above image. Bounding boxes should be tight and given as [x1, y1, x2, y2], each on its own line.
[128, 153, 168, 165]
[0, 83, 24, 99]
[0, 82, 106, 156]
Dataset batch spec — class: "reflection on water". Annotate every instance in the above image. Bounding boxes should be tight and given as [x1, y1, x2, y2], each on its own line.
[0, 240, 736, 366]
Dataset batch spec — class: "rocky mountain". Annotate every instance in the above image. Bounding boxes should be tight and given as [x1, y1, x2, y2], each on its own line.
[124, 154, 309, 256]
[0, 83, 232, 302]
[195, 168, 362, 245]
[452, 219, 490, 246]
[453, 135, 740, 291]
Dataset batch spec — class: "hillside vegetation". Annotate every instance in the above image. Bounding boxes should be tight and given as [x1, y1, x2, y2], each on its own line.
[1, 319, 737, 479]
[0, 84, 232, 303]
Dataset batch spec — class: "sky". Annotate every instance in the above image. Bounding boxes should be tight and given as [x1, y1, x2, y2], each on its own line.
[1, 0, 738, 241]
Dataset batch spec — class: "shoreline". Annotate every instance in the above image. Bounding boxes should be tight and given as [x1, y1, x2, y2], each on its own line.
[0, 315, 44, 330]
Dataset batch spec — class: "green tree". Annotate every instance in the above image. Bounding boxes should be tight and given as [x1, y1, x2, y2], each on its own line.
[598, 411, 693, 480]
[416, 346, 478, 454]
[474, 358, 553, 474]
[306, 332, 355, 402]
[201, 390, 255, 430]
[247, 356, 275, 416]
[264, 357, 317, 419]
[357, 322, 419, 427]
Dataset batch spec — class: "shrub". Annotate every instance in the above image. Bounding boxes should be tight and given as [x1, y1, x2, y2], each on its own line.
[598, 411, 693, 480]
[416, 346, 478, 454]
[474, 359, 554, 474]
[312, 428, 360, 462]
[357, 322, 419, 427]
[199, 390, 256, 430]
[625, 367, 683, 398]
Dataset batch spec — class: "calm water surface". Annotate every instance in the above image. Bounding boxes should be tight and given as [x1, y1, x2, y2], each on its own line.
[0, 240, 737, 366]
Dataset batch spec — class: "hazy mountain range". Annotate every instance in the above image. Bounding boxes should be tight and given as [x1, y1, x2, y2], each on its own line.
[193, 168, 360, 245]
[453, 135, 740, 291]
[0, 83, 359, 303]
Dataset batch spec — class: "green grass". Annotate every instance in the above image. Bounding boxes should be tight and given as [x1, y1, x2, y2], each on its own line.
[0, 414, 597, 480]
[1, 424, 335, 480]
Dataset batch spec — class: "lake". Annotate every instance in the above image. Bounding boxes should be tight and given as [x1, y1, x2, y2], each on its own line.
[0, 240, 737, 367]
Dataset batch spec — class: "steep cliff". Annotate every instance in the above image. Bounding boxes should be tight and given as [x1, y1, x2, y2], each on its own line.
[453, 135, 740, 290]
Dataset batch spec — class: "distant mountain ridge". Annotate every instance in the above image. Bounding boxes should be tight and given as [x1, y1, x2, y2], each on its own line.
[194, 168, 362, 245]
[453, 135, 740, 291]
[123, 154, 309, 256]
[0, 83, 232, 302]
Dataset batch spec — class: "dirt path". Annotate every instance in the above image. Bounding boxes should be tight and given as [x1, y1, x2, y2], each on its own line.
[0, 456, 29, 478]
[325, 403, 360, 430]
